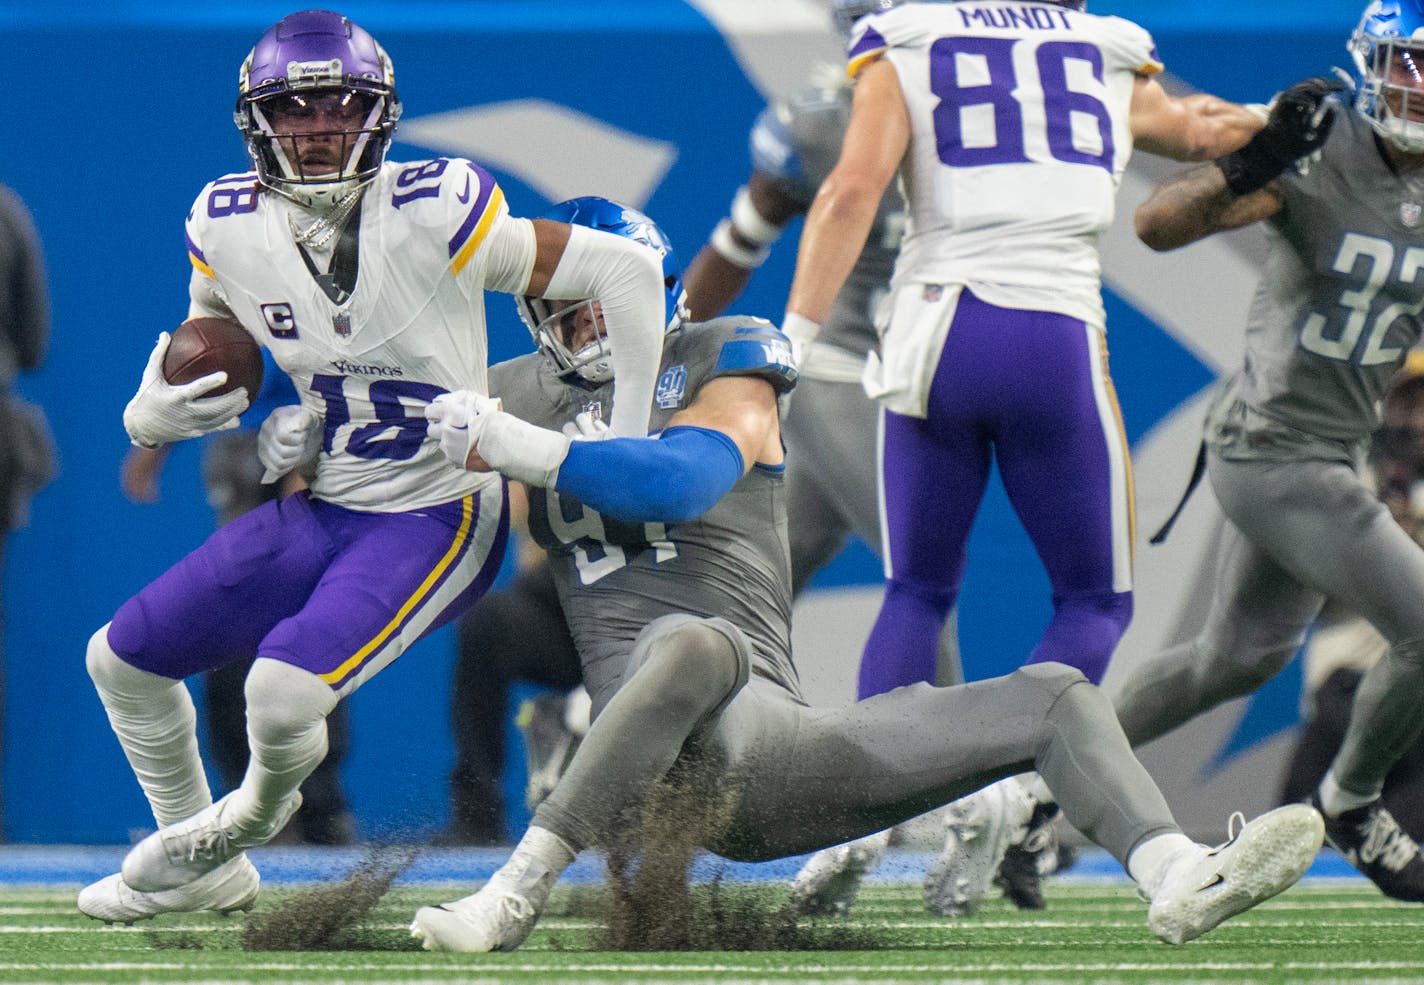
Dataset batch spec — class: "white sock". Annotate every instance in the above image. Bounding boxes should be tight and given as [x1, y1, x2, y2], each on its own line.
[490, 826, 577, 905]
[512, 825, 578, 873]
[1127, 832, 1198, 897]
[86, 626, 212, 827]
[1318, 770, 1379, 817]
[228, 658, 338, 837]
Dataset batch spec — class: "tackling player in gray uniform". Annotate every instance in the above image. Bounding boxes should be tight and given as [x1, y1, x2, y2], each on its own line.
[1112, 0, 1424, 902]
[409, 197, 1323, 953]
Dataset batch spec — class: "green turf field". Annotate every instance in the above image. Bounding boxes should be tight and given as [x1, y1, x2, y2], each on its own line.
[4, 882, 1423, 984]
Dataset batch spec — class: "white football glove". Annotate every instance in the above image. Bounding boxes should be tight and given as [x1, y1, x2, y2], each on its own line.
[425, 390, 501, 471]
[425, 390, 570, 488]
[257, 405, 323, 484]
[122, 333, 250, 448]
[780, 311, 820, 371]
[561, 409, 613, 441]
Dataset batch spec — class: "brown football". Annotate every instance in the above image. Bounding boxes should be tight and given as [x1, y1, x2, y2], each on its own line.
[162, 316, 263, 410]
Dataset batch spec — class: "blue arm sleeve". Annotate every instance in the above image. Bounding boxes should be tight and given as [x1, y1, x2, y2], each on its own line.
[554, 425, 745, 523]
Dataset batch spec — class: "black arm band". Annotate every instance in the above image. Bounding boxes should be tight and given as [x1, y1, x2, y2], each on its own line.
[1214, 134, 1289, 197]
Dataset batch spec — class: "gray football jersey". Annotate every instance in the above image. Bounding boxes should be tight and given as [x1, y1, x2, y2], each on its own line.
[1209, 107, 1424, 462]
[753, 78, 904, 358]
[489, 316, 801, 701]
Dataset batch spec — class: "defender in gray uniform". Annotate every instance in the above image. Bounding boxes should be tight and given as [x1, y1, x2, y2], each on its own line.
[409, 198, 1323, 953]
[1112, 1, 1424, 901]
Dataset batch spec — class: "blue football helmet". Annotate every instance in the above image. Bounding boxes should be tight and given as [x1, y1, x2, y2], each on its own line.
[517, 197, 688, 385]
[234, 10, 402, 208]
[1352, 0, 1424, 151]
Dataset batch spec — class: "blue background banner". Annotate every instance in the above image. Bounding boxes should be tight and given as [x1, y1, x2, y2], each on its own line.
[0, 0, 1371, 842]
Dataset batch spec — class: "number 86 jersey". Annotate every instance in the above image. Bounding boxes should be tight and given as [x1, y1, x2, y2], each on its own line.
[848, 3, 1162, 328]
[184, 157, 531, 512]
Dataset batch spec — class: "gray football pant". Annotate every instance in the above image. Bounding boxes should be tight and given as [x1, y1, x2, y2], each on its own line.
[534, 612, 1176, 867]
[1112, 453, 1424, 797]
[783, 373, 962, 685]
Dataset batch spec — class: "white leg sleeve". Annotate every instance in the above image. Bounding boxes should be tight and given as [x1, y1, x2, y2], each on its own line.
[227, 657, 339, 830]
[86, 625, 212, 827]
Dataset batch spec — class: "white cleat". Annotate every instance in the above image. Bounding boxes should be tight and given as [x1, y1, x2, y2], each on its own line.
[1147, 803, 1324, 945]
[78, 854, 260, 925]
[410, 885, 542, 952]
[924, 777, 1035, 917]
[123, 790, 302, 892]
[787, 829, 892, 916]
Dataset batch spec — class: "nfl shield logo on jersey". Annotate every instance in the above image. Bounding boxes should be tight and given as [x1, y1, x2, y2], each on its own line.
[1402, 202, 1422, 228]
[333, 313, 352, 337]
[656, 364, 688, 408]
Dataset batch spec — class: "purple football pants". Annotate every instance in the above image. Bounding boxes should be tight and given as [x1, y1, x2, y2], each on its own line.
[858, 288, 1134, 698]
[108, 484, 508, 695]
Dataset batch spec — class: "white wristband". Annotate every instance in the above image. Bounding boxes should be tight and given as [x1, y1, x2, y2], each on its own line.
[730, 185, 784, 246]
[476, 411, 572, 488]
[711, 219, 771, 269]
[780, 311, 820, 349]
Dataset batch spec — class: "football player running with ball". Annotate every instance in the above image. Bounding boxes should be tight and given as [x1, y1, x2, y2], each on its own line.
[79, 9, 666, 923]
[410, 199, 1324, 953]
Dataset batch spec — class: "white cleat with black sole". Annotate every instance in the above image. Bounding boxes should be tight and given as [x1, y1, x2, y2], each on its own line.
[924, 777, 1035, 917]
[787, 829, 892, 917]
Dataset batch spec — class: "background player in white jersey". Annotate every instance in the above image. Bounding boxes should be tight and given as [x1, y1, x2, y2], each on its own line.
[1110, 0, 1424, 902]
[781, 0, 1273, 917]
[409, 198, 1323, 953]
[77, 9, 667, 924]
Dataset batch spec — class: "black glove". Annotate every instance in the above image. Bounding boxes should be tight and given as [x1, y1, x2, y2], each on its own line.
[1215, 76, 1348, 196]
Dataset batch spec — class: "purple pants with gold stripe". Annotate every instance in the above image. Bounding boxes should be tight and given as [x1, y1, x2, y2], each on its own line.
[859, 288, 1134, 698]
[107, 484, 507, 696]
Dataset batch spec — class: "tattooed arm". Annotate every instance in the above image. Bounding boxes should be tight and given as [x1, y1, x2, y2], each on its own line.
[1134, 162, 1283, 252]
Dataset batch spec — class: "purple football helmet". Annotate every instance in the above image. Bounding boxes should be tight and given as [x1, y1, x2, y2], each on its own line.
[234, 9, 401, 208]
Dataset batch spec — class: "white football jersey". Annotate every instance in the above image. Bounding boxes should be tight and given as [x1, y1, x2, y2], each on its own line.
[184, 158, 535, 511]
[848, 2, 1163, 326]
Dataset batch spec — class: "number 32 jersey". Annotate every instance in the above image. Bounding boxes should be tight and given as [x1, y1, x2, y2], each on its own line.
[184, 158, 532, 512]
[1209, 106, 1424, 460]
[848, 3, 1162, 327]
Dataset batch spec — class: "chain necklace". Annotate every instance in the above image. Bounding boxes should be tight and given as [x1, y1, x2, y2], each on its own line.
[288, 188, 364, 250]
